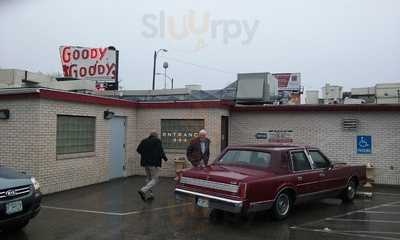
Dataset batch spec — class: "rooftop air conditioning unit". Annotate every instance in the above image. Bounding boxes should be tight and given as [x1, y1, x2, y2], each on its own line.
[235, 72, 278, 104]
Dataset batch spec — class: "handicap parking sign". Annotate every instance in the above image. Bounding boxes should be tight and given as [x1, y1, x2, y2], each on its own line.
[357, 135, 372, 154]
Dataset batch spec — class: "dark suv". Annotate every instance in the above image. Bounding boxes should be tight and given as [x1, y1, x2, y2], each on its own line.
[0, 167, 42, 232]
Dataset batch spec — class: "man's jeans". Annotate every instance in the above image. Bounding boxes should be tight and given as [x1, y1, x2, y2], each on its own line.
[141, 167, 160, 196]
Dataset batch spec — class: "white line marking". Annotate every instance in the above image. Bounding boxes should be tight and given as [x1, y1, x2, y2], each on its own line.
[42, 206, 125, 216]
[291, 226, 400, 240]
[326, 218, 400, 224]
[295, 200, 400, 228]
[374, 192, 400, 197]
[340, 230, 400, 236]
[122, 202, 193, 215]
[42, 202, 192, 216]
[357, 211, 400, 215]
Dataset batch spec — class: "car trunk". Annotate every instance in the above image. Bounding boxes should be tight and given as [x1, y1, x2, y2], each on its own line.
[184, 165, 274, 183]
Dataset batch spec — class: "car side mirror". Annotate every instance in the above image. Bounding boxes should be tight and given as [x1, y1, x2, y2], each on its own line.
[328, 164, 334, 171]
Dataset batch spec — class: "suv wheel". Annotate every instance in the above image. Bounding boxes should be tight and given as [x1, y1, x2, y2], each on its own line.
[272, 191, 292, 220]
[341, 179, 357, 202]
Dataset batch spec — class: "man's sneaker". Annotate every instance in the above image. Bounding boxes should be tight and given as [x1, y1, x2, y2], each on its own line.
[138, 190, 146, 201]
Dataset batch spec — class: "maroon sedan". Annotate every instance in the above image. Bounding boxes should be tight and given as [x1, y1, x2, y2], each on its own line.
[175, 144, 367, 219]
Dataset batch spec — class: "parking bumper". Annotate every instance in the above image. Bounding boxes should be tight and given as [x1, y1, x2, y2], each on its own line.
[175, 188, 244, 213]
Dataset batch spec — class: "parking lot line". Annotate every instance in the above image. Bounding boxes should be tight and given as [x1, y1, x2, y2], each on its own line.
[374, 192, 400, 197]
[42, 202, 192, 216]
[358, 211, 400, 215]
[42, 206, 126, 216]
[325, 218, 400, 224]
[338, 230, 400, 236]
[291, 200, 400, 229]
[292, 226, 400, 240]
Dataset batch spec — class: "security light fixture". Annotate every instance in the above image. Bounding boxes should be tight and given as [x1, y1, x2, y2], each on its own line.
[104, 110, 114, 120]
[0, 109, 10, 120]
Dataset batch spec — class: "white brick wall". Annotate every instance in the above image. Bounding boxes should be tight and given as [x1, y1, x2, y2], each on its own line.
[1, 96, 399, 194]
[0, 98, 138, 194]
[0, 99, 41, 179]
[230, 111, 400, 185]
[135, 108, 230, 177]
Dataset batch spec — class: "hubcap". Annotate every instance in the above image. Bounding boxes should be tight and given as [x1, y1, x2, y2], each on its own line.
[347, 182, 356, 199]
[277, 194, 290, 216]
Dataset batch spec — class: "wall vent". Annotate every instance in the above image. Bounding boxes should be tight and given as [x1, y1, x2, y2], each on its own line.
[343, 118, 359, 130]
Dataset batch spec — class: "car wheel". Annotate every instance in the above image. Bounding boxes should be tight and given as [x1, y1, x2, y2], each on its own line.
[272, 191, 292, 220]
[341, 179, 357, 202]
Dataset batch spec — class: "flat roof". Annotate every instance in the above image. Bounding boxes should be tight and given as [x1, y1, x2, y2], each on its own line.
[232, 104, 400, 112]
[0, 88, 399, 111]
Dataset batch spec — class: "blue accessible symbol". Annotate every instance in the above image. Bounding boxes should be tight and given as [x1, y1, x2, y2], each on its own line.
[357, 135, 372, 154]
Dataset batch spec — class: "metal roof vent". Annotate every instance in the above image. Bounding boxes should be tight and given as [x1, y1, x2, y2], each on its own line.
[343, 118, 359, 130]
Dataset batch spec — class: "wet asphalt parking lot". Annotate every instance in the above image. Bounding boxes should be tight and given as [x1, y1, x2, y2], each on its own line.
[2, 176, 400, 240]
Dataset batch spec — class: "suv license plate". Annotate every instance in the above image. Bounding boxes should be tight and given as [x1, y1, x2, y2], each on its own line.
[197, 198, 209, 208]
[6, 201, 23, 215]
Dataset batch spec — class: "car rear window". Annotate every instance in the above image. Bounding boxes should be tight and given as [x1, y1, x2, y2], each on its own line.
[218, 150, 271, 168]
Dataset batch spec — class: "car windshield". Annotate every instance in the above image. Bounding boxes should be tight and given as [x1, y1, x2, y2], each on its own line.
[218, 150, 271, 168]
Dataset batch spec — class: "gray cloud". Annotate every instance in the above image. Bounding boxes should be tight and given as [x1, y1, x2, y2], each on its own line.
[0, 0, 399, 91]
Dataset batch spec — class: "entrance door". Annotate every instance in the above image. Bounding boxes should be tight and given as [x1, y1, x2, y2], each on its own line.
[221, 116, 229, 151]
[109, 117, 126, 179]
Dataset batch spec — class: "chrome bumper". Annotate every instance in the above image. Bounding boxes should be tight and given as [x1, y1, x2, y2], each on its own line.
[175, 188, 243, 213]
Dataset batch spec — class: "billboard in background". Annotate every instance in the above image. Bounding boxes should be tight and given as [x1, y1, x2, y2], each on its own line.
[273, 73, 301, 91]
[59, 46, 117, 81]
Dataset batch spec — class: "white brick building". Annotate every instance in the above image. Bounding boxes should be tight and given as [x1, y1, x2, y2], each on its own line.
[0, 88, 399, 194]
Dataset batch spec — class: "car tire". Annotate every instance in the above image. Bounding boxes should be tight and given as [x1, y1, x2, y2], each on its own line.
[272, 191, 292, 220]
[341, 179, 357, 202]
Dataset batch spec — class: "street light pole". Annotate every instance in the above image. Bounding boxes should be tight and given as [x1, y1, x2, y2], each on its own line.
[152, 49, 168, 90]
[152, 51, 156, 90]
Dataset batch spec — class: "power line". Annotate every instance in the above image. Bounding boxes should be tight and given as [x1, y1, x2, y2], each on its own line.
[158, 55, 235, 75]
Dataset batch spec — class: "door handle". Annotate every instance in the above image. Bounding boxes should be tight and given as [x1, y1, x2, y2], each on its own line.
[297, 176, 303, 182]
[319, 173, 326, 177]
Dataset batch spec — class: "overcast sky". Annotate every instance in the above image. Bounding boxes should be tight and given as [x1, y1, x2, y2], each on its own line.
[0, 0, 399, 91]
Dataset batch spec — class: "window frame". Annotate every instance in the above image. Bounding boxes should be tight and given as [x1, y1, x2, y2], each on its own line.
[217, 149, 272, 169]
[307, 149, 332, 169]
[56, 114, 96, 156]
[289, 149, 313, 173]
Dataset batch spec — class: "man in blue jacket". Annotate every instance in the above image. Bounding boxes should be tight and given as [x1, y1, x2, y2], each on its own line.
[137, 131, 168, 201]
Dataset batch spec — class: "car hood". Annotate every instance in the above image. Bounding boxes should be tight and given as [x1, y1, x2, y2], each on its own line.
[182, 164, 275, 184]
[0, 167, 32, 190]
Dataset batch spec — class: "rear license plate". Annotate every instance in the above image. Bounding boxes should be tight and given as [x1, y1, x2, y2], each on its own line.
[196, 198, 209, 208]
[6, 201, 23, 215]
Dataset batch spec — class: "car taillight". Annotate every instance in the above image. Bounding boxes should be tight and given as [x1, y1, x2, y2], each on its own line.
[239, 183, 247, 198]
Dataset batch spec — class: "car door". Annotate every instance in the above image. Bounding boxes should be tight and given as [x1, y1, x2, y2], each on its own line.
[289, 150, 323, 200]
[308, 149, 347, 192]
